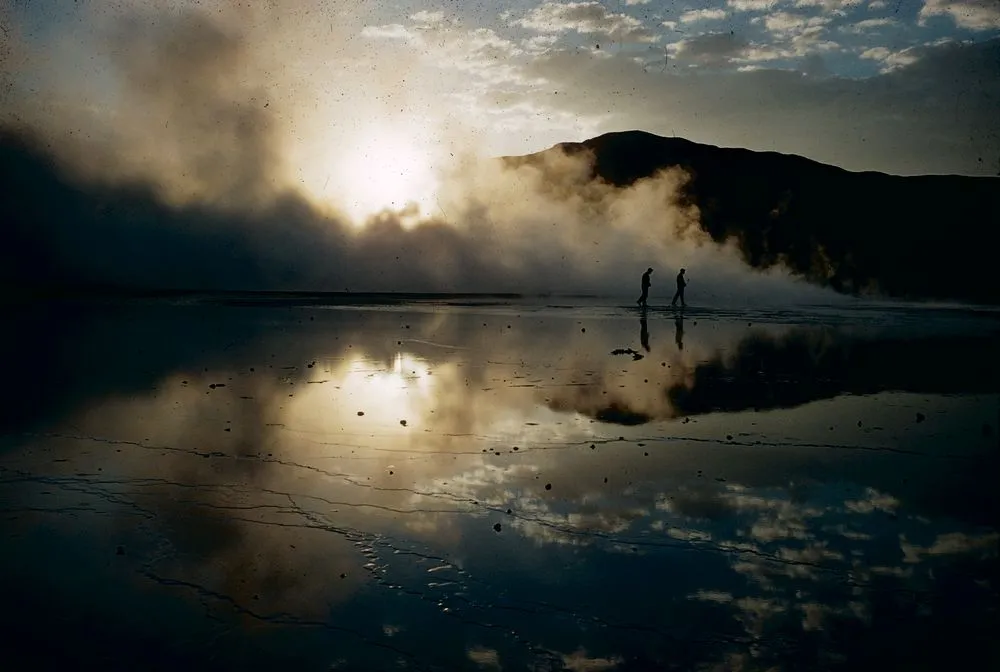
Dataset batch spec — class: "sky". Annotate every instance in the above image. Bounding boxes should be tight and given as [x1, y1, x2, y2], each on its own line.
[1, 0, 998, 294]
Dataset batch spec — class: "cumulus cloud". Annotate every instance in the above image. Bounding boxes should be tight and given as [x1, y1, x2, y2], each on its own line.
[518, 1, 658, 43]
[919, 0, 1000, 31]
[843, 17, 899, 32]
[757, 11, 833, 34]
[680, 9, 729, 23]
[672, 32, 751, 65]
[728, 0, 780, 10]
[794, 0, 864, 11]
[860, 45, 922, 71]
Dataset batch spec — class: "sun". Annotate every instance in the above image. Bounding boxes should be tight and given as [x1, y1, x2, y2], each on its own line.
[315, 125, 442, 224]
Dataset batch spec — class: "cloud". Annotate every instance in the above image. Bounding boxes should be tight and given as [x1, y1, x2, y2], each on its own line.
[756, 11, 833, 34]
[728, 0, 780, 10]
[680, 9, 729, 23]
[746, 12, 840, 58]
[919, 0, 1000, 31]
[843, 17, 899, 32]
[518, 1, 658, 43]
[672, 32, 751, 65]
[794, 0, 864, 11]
[860, 45, 922, 71]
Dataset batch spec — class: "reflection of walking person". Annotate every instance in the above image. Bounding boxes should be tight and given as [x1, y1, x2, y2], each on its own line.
[671, 268, 687, 308]
[640, 313, 650, 352]
[637, 267, 653, 307]
[674, 313, 684, 350]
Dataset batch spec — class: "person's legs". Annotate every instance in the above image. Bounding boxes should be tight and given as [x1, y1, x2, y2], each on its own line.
[671, 289, 680, 306]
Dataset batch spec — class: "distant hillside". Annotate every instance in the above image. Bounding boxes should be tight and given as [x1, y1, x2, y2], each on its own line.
[505, 131, 1000, 304]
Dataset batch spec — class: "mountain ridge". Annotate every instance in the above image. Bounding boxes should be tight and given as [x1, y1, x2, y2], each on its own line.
[504, 130, 1000, 304]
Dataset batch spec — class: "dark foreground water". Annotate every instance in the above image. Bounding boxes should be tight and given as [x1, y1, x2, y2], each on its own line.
[1, 295, 998, 671]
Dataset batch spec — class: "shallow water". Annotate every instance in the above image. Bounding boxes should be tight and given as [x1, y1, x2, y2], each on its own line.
[1, 296, 998, 670]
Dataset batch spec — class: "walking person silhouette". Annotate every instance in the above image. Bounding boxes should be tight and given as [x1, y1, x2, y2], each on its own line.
[671, 268, 688, 308]
[636, 267, 653, 308]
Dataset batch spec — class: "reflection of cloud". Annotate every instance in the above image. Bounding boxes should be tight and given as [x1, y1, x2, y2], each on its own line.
[901, 531, 1000, 563]
[690, 589, 733, 603]
[560, 648, 623, 671]
[467, 646, 502, 670]
[658, 488, 736, 521]
[845, 487, 899, 514]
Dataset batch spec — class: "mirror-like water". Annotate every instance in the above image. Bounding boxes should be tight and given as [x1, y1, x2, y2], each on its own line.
[2, 296, 997, 671]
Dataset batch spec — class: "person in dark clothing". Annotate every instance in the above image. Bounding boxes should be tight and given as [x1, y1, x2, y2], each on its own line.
[636, 267, 653, 307]
[671, 268, 687, 308]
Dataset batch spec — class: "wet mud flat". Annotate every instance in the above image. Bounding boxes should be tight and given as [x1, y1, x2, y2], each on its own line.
[1, 296, 998, 670]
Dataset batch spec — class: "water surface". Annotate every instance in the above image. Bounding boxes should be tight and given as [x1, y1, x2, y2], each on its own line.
[2, 296, 997, 670]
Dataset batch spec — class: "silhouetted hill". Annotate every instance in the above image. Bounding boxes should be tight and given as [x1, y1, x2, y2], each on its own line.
[506, 130, 1000, 304]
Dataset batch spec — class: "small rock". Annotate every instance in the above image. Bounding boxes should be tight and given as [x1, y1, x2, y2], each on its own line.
[512, 446, 518, 451]
[603, 477, 608, 483]
[224, 428, 231, 432]
[400, 420, 407, 426]
[916, 412, 925, 423]
[544, 483, 552, 490]
[857, 420, 863, 427]
[493, 523, 502, 532]
[581, 328, 586, 333]
[340, 573, 347, 579]
[115, 545, 125, 556]
[726, 434, 733, 441]
[590, 444, 596, 449]
[357, 411, 365, 416]
[643, 452, 649, 457]
[506, 508, 512, 515]
[389, 470, 393, 475]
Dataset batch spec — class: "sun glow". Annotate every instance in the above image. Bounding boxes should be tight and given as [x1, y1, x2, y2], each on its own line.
[314, 125, 443, 225]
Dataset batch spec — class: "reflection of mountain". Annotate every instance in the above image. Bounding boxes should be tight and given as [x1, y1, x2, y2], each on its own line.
[668, 328, 1000, 416]
[552, 327, 1000, 425]
[506, 131, 1000, 304]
